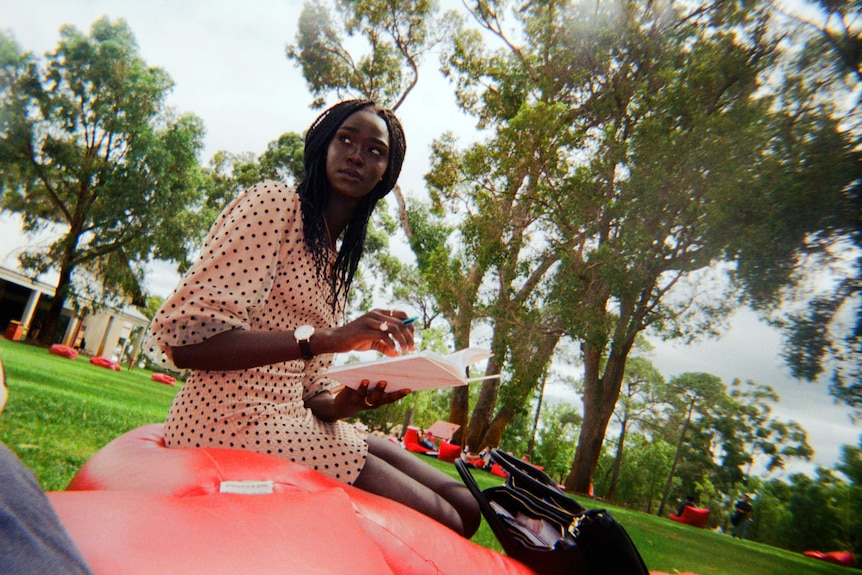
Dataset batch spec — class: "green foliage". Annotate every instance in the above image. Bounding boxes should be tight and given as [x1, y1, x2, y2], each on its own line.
[0, 18, 205, 341]
[425, 0, 860, 494]
[531, 402, 580, 483]
[595, 435, 675, 512]
[286, 0, 452, 108]
[652, 372, 814, 516]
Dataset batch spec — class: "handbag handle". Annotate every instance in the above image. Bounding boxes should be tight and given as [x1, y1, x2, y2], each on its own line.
[491, 450, 586, 517]
[455, 458, 487, 504]
[491, 450, 560, 488]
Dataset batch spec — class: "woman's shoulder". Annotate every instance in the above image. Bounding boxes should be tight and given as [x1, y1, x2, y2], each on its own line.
[210, 181, 301, 235]
[232, 180, 300, 212]
[245, 180, 297, 199]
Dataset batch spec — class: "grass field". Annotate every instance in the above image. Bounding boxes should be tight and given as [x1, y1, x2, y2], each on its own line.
[0, 337, 858, 575]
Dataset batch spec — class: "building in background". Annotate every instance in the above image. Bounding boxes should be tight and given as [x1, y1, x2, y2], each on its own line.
[0, 214, 150, 363]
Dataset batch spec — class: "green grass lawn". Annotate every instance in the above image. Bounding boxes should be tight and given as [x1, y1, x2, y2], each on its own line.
[0, 338, 179, 490]
[1, 337, 858, 575]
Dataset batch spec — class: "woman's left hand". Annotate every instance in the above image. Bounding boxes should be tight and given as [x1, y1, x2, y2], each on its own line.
[335, 380, 410, 418]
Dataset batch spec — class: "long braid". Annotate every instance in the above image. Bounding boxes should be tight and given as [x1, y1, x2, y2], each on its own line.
[298, 100, 407, 310]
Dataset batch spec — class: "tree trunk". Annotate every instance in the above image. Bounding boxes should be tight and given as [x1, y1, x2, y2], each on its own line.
[449, 324, 478, 447]
[464, 352, 504, 451]
[657, 401, 694, 516]
[401, 406, 414, 439]
[449, 387, 469, 446]
[478, 405, 515, 450]
[38, 253, 76, 346]
[565, 346, 628, 494]
[606, 416, 628, 501]
[527, 376, 546, 459]
[38, 220, 84, 346]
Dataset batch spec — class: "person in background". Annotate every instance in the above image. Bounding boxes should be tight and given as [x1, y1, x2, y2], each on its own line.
[146, 99, 479, 537]
[477, 446, 494, 471]
[731, 494, 753, 538]
[676, 494, 697, 517]
[0, 358, 95, 574]
[418, 430, 436, 451]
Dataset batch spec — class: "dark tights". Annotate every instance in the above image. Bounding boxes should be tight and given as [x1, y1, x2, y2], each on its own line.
[353, 435, 480, 537]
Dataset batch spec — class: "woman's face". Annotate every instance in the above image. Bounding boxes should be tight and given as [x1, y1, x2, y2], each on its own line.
[325, 108, 390, 203]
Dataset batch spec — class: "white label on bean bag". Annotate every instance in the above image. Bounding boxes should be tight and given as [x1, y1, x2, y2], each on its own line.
[219, 480, 274, 494]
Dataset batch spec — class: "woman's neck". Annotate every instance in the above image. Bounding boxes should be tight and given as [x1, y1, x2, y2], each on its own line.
[323, 202, 358, 244]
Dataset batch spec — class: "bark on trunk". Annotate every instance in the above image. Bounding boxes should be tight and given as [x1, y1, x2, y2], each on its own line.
[464, 349, 505, 450]
[38, 258, 75, 346]
[606, 416, 628, 501]
[478, 405, 515, 450]
[565, 347, 628, 494]
[449, 387, 469, 446]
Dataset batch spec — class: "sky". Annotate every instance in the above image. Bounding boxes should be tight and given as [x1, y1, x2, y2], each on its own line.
[1, 0, 858, 478]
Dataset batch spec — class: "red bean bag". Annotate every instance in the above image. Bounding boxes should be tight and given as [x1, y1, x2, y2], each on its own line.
[49, 489, 394, 575]
[669, 506, 710, 528]
[437, 440, 462, 463]
[49, 344, 78, 360]
[60, 424, 537, 575]
[402, 428, 435, 454]
[489, 462, 508, 478]
[89, 356, 120, 371]
[151, 373, 176, 386]
[804, 550, 856, 566]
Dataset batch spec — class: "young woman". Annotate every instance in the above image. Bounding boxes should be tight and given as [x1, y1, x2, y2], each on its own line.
[147, 99, 480, 537]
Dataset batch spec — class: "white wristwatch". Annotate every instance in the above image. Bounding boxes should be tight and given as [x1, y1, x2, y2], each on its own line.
[295, 325, 315, 360]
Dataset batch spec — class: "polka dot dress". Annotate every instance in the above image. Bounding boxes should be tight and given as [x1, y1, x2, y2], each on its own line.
[146, 181, 368, 484]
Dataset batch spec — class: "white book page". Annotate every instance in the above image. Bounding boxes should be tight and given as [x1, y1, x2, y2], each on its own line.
[325, 348, 493, 392]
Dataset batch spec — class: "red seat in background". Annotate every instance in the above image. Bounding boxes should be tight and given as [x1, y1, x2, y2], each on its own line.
[151, 372, 176, 386]
[669, 506, 710, 528]
[437, 439, 462, 463]
[49, 344, 78, 360]
[804, 550, 856, 566]
[89, 356, 120, 370]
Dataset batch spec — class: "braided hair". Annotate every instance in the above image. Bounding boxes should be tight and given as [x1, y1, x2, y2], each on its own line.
[298, 99, 407, 309]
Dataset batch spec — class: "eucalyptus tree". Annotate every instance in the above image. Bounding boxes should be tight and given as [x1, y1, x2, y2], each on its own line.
[657, 374, 814, 516]
[424, 108, 565, 450]
[656, 373, 728, 516]
[439, 0, 852, 495]
[712, 379, 813, 490]
[754, 0, 862, 411]
[0, 19, 205, 344]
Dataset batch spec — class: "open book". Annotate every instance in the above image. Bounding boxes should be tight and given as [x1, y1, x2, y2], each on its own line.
[325, 347, 495, 392]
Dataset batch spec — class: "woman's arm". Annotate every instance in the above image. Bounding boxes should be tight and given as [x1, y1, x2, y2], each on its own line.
[168, 309, 416, 371]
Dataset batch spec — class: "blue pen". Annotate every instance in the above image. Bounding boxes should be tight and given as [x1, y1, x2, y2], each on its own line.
[402, 317, 419, 325]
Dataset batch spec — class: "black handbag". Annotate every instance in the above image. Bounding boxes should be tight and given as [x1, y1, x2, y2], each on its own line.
[456, 449, 650, 575]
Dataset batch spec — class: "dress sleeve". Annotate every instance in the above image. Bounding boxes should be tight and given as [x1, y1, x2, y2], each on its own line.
[146, 182, 296, 368]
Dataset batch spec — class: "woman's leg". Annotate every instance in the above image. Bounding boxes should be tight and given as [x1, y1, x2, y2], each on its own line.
[352, 435, 480, 537]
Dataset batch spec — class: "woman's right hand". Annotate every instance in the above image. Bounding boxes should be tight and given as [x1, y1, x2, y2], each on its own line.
[324, 308, 415, 357]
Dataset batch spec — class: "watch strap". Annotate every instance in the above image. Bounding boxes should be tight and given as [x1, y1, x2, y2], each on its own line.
[298, 338, 314, 360]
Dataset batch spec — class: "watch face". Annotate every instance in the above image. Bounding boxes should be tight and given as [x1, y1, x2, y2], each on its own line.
[295, 325, 314, 340]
